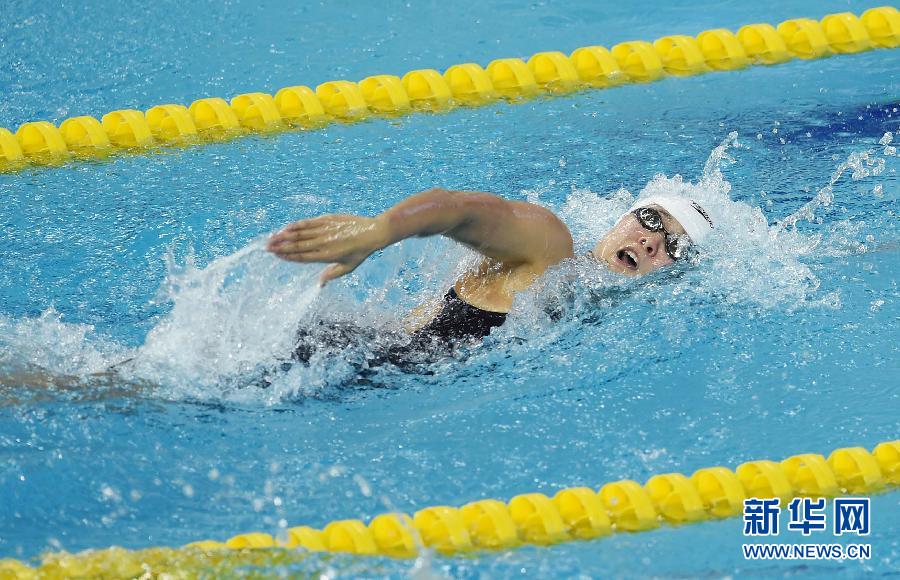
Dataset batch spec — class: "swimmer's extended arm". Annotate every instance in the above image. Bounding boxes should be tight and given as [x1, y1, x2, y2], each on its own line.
[267, 188, 574, 284]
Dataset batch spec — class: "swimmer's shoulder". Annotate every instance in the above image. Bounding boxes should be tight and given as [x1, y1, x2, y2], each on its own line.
[506, 200, 576, 266]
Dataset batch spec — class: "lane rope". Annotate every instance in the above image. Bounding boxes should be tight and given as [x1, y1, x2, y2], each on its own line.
[2, 440, 897, 576]
[1, 7, 898, 174]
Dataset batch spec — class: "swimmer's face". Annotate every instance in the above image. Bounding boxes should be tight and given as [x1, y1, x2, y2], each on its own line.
[590, 205, 688, 276]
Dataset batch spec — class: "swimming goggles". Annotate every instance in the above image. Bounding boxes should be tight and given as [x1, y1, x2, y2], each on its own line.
[632, 207, 694, 261]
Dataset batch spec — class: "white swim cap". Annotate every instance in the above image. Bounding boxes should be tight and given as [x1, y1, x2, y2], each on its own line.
[628, 195, 714, 243]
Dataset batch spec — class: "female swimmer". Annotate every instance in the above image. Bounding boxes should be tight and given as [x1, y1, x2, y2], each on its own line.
[267, 188, 714, 350]
[0, 189, 715, 394]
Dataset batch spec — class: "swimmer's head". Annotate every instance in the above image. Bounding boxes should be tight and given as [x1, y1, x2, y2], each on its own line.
[590, 195, 714, 276]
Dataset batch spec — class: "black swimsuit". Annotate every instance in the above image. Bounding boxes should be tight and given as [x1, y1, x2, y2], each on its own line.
[410, 287, 507, 343]
[291, 287, 507, 367]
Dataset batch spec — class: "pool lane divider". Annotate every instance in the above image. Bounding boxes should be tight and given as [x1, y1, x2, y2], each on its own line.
[1, 7, 898, 174]
[2, 440, 897, 576]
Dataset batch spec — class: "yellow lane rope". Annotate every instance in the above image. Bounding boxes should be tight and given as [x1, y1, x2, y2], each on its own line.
[1, 440, 897, 577]
[0, 7, 898, 174]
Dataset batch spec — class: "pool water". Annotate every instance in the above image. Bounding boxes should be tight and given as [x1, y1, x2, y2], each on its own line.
[1, 0, 898, 576]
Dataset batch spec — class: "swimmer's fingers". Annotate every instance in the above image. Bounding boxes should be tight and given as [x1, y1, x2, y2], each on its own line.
[273, 250, 365, 285]
[271, 244, 370, 264]
[279, 214, 358, 235]
[270, 232, 362, 259]
[269, 216, 384, 263]
[267, 215, 339, 246]
[268, 215, 368, 250]
[269, 248, 332, 263]
[319, 262, 358, 286]
[267, 234, 331, 255]
[282, 215, 343, 231]
[267, 225, 326, 249]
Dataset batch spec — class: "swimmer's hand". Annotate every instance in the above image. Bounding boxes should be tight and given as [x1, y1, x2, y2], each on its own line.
[267, 215, 389, 285]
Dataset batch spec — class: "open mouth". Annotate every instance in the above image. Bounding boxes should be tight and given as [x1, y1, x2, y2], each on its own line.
[616, 248, 639, 270]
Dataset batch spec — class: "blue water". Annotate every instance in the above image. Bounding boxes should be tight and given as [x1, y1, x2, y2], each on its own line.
[1, 0, 899, 577]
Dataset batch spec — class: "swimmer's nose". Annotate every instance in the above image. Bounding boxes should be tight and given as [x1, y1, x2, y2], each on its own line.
[639, 236, 659, 257]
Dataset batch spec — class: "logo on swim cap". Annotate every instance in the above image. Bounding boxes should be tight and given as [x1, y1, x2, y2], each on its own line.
[690, 200, 713, 228]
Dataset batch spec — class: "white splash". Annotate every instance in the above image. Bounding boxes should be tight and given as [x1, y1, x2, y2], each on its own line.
[778, 131, 894, 230]
[122, 238, 322, 394]
[0, 308, 129, 376]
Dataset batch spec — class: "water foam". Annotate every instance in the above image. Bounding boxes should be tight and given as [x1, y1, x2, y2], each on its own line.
[122, 240, 322, 396]
[0, 308, 129, 377]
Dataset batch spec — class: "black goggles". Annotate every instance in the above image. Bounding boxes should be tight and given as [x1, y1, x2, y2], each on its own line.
[632, 207, 693, 261]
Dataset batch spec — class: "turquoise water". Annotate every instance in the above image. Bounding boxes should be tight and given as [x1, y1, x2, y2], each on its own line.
[1, 0, 899, 576]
